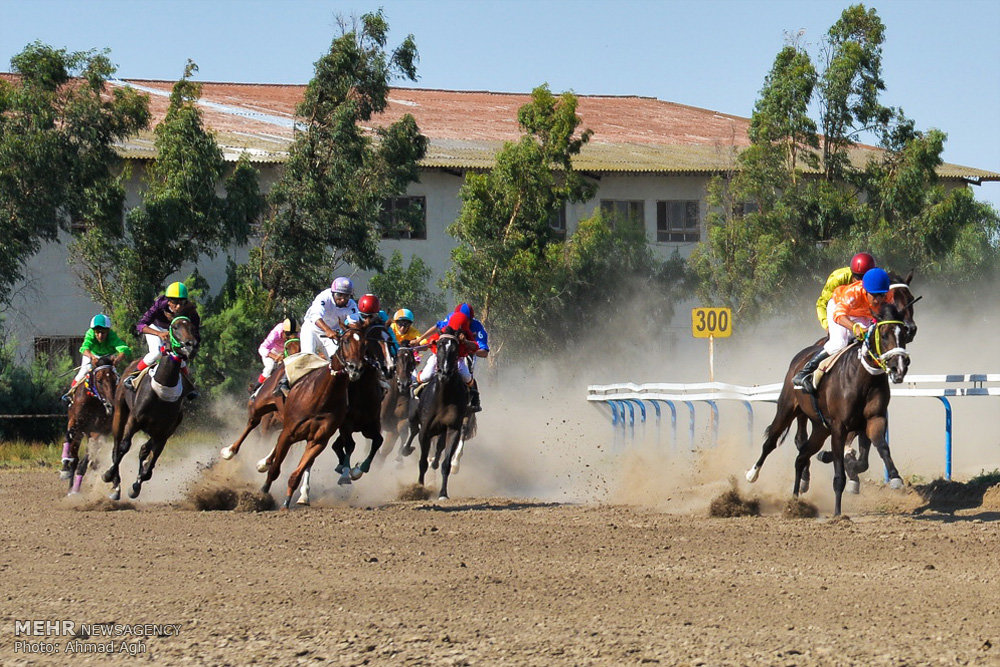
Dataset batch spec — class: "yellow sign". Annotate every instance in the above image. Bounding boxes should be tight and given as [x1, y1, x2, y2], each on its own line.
[691, 307, 732, 338]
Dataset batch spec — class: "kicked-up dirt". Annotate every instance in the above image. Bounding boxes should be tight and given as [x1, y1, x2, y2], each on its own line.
[1, 469, 998, 666]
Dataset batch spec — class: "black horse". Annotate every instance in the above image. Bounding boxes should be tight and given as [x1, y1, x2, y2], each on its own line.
[792, 273, 919, 493]
[401, 331, 475, 500]
[102, 306, 199, 500]
[746, 298, 914, 515]
[379, 342, 422, 463]
[61, 356, 118, 494]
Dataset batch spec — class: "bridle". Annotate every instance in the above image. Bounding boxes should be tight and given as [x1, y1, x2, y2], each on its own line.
[168, 316, 197, 357]
[859, 319, 909, 376]
[436, 334, 459, 380]
[85, 363, 117, 415]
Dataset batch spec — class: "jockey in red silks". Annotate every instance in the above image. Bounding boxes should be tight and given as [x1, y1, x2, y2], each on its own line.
[417, 311, 478, 389]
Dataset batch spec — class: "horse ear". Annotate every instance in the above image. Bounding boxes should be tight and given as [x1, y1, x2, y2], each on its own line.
[904, 270, 913, 285]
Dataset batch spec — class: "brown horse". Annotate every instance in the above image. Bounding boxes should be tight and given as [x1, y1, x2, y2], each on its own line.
[400, 332, 473, 500]
[745, 298, 913, 515]
[102, 306, 199, 501]
[61, 357, 118, 494]
[378, 342, 423, 462]
[792, 273, 918, 493]
[260, 324, 368, 509]
[219, 338, 301, 463]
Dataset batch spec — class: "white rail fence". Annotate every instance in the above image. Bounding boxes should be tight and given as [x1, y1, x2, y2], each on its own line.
[586, 374, 1000, 480]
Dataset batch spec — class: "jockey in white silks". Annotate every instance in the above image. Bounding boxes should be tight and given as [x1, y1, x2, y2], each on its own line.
[300, 276, 358, 359]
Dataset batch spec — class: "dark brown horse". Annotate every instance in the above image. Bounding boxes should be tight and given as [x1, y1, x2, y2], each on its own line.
[219, 338, 301, 463]
[378, 342, 423, 463]
[400, 332, 474, 500]
[61, 357, 118, 494]
[260, 324, 368, 509]
[102, 306, 199, 501]
[745, 298, 913, 515]
[793, 273, 918, 493]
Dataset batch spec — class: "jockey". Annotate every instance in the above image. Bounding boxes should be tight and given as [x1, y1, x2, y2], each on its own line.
[815, 253, 876, 330]
[356, 294, 395, 379]
[250, 316, 299, 393]
[62, 314, 131, 404]
[794, 268, 891, 394]
[124, 281, 200, 398]
[300, 276, 358, 359]
[418, 311, 479, 393]
[390, 308, 421, 347]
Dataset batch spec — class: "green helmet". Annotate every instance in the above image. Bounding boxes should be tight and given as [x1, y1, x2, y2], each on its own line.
[90, 313, 111, 329]
[165, 282, 188, 299]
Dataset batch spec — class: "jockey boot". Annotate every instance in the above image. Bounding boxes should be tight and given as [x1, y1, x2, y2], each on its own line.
[123, 360, 148, 391]
[793, 349, 830, 394]
[469, 388, 482, 412]
[273, 376, 290, 397]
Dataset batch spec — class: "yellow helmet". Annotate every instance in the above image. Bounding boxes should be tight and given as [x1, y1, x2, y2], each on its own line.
[165, 282, 188, 299]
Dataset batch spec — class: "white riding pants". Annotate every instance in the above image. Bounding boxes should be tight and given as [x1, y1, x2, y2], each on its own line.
[72, 356, 94, 384]
[418, 354, 472, 384]
[142, 324, 168, 365]
[260, 354, 277, 378]
[824, 299, 870, 355]
[301, 321, 338, 359]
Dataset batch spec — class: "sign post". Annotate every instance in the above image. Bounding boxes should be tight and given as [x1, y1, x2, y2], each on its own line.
[691, 307, 732, 381]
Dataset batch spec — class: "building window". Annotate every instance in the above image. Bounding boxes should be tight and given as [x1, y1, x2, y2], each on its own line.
[600, 200, 644, 229]
[380, 196, 427, 240]
[732, 201, 759, 218]
[549, 204, 567, 238]
[656, 200, 700, 242]
[34, 336, 85, 366]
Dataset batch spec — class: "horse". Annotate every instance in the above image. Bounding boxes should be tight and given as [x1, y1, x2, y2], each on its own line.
[101, 305, 199, 501]
[61, 356, 118, 495]
[400, 332, 473, 500]
[259, 323, 368, 509]
[745, 298, 913, 515]
[219, 337, 301, 462]
[378, 342, 423, 462]
[792, 272, 919, 493]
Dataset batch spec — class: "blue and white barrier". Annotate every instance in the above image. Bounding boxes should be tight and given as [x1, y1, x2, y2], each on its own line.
[587, 374, 1000, 480]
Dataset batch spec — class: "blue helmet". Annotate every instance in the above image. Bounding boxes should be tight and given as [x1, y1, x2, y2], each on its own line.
[862, 268, 890, 294]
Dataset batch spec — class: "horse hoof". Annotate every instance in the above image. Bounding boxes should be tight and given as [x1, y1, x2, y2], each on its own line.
[818, 451, 834, 464]
[128, 483, 141, 499]
[799, 479, 809, 494]
[337, 475, 352, 486]
[745, 467, 759, 484]
[256, 458, 269, 473]
[846, 480, 860, 494]
[60, 469, 73, 481]
[101, 469, 115, 484]
[220, 447, 235, 460]
[296, 497, 310, 506]
[438, 493, 449, 501]
[350, 466, 363, 481]
[283, 496, 292, 510]
[109, 489, 120, 501]
[400, 446, 413, 457]
[889, 477, 904, 490]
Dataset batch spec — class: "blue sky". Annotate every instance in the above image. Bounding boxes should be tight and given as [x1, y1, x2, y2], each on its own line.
[3, 0, 998, 210]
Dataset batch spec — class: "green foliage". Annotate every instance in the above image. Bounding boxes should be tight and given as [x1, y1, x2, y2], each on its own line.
[969, 469, 1000, 487]
[69, 61, 264, 326]
[253, 10, 427, 311]
[0, 341, 72, 441]
[0, 41, 149, 308]
[368, 251, 446, 326]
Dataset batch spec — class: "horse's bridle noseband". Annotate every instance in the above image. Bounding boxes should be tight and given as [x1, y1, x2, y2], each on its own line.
[860, 319, 909, 375]
[86, 363, 117, 414]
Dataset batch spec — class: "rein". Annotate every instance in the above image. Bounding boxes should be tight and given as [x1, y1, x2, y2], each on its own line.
[168, 316, 192, 351]
[283, 337, 300, 357]
[85, 364, 116, 414]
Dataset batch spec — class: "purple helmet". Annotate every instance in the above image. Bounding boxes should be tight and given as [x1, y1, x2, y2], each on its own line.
[331, 276, 353, 295]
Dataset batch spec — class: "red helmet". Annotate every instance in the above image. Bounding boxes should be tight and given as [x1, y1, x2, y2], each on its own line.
[357, 293, 380, 315]
[446, 312, 470, 333]
[455, 303, 475, 320]
[850, 253, 876, 276]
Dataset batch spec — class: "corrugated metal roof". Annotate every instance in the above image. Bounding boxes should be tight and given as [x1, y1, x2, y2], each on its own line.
[95, 79, 999, 182]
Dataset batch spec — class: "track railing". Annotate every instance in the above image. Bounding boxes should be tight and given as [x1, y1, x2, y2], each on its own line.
[587, 374, 1000, 480]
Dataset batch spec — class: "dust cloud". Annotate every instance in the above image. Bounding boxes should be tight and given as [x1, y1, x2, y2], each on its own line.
[68, 274, 1000, 515]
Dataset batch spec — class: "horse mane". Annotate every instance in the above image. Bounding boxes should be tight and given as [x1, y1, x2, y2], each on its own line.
[173, 301, 199, 319]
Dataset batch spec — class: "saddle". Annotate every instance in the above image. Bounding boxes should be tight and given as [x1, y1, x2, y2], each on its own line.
[282, 352, 329, 386]
[810, 342, 857, 389]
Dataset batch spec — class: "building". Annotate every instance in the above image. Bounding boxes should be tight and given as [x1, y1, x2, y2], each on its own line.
[8, 80, 1000, 360]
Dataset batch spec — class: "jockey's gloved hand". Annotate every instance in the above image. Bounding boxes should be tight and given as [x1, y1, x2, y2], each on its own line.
[852, 322, 866, 340]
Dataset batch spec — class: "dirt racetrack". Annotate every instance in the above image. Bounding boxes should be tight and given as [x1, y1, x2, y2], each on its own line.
[2, 468, 998, 666]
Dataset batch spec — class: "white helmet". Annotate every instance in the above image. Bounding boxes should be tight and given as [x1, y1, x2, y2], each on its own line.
[331, 276, 353, 295]
[90, 313, 111, 329]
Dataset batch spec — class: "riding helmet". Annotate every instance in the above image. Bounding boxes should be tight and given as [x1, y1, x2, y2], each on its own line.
[394, 308, 414, 324]
[331, 276, 353, 295]
[862, 268, 890, 294]
[165, 281, 188, 299]
[850, 253, 876, 277]
[90, 313, 111, 329]
[358, 293, 380, 315]
[455, 303, 475, 320]
[282, 316, 299, 334]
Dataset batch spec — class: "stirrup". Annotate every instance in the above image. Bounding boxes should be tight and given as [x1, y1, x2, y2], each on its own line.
[273, 378, 289, 397]
[61, 392, 73, 405]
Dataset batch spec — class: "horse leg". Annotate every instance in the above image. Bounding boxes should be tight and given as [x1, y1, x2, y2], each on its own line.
[793, 414, 812, 493]
[829, 427, 849, 516]
[262, 427, 296, 495]
[746, 398, 798, 483]
[400, 425, 419, 458]
[61, 425, 80, 481]
[332, 433, 353, 485]
[70, 451, 89, 495]
[438, 428, 462, 501]
[417, 429, 434, 487]
[256, 445, 276, 474]
[864, 416, 903, 489]
[103, 419, 136, 501]
[296, 463, 312, 506]
[354, 424, 384, 477]
[285, 440, 327, 509]
[130, 436, 164, 498]
[222, 414, 264, 460]
[793, 426, 828, 496]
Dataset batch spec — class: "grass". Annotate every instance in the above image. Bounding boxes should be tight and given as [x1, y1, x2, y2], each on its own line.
[0, 440, 61, 469]
[969, 468, 1000, 487]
